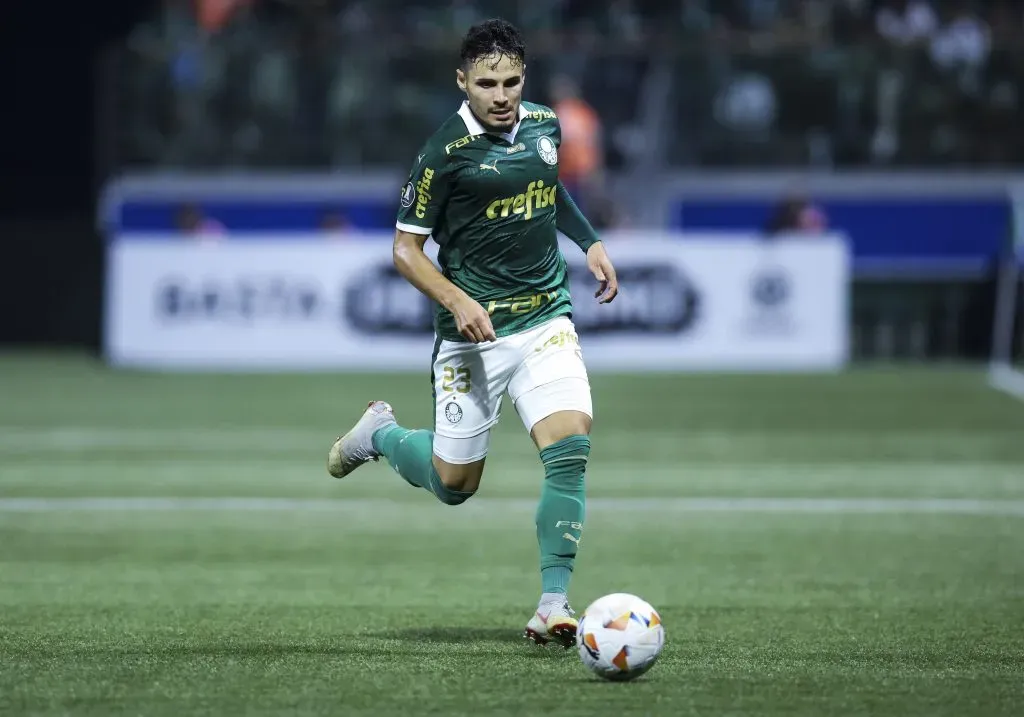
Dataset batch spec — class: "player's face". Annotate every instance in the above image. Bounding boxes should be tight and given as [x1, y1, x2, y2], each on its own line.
[457, 54, 524, 132]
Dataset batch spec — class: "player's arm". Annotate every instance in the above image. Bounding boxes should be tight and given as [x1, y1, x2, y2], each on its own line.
[555, 181, 619, 304]
[393, 231, 496, 343]
[548, 114, 602, 254]
[555, 182, 600, 253]
[393, 151, 496, 342]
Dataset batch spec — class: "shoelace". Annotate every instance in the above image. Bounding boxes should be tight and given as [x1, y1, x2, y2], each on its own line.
[541, 601, 574, 618]
[347, 445, 376, 464]
[345, 416, 391, 466]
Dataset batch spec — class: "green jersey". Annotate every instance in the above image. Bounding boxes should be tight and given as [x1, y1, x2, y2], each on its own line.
[396, 101, 576, 342]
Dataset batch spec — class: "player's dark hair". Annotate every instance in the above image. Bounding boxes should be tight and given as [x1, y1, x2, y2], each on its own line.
[459, 18, 526, 71]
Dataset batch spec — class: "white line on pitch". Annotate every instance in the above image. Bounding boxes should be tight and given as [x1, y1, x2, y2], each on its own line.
[1, 497, 1022, 516]
[0, 426, 1019, 455]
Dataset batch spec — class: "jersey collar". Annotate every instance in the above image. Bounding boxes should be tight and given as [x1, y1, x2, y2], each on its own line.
[458, 101, 529, 143]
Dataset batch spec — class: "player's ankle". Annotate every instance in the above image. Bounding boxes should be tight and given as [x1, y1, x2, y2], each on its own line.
[539, 590, 568, 606]
[370, 424, 401, 453]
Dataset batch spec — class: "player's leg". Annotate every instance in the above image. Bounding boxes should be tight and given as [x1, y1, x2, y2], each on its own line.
[327, 336, 506, 505]
[508, 317, 593, 647]
[328, 406, 487, 506]
[519, 395, 592, 646]
[370, 418, 486, 505]
[529, 407, 592, 600]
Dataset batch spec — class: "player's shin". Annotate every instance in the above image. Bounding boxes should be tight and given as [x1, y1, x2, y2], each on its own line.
[372, 426, 472, 505]
[536, 435, 590, 597]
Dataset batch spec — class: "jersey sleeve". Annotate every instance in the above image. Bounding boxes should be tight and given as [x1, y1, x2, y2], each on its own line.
[550, 111, 562, 148]
[395, 145, 452, 236]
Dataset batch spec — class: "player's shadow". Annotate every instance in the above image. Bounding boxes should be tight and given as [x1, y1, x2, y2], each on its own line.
[572, 676, 654, 685]
[373, 627, 520, 644]
[373, 627, 578, 660]
[28, 643, 402, 658]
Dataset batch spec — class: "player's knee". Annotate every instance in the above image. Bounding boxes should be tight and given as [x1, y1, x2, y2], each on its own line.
[433, 456, 485, 497]
[567, 412, 592, 436]
[531, 410, 592, 449]
[438, 471, 476, 499]
[438, 486, 474, 506]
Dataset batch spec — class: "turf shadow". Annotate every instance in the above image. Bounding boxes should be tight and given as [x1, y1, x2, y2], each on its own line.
[571, 675, 655, 685]
[12, 643, 438, 659]
[372, 627, 522, 644]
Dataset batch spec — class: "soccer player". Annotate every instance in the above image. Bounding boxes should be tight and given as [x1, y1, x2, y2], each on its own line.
[327, 18, 618, 648]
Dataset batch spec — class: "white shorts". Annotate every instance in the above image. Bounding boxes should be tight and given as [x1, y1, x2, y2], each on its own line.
[431, 316, 592, 464]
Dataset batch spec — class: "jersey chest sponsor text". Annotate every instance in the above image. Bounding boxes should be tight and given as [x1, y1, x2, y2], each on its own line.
[484, 180, 557, 221]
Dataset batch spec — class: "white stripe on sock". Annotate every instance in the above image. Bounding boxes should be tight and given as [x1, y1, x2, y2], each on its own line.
[542, 454, 589, 466]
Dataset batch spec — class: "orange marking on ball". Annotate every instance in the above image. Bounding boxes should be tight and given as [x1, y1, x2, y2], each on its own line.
[612, 647, 630, 671]
[604, 613, 631, 631]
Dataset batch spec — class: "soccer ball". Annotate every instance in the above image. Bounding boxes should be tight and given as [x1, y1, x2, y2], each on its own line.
[576, 593, 665, 681]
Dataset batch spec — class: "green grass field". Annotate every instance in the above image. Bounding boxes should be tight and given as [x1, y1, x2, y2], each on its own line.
[1, 353, 1023, 716]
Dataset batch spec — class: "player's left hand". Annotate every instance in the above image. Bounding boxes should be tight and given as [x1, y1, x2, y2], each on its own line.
[586, 241, 618, 304]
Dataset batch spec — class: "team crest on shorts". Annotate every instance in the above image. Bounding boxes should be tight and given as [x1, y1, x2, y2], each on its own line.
[536, 136, 558, 165]
[444, 402, 463, 424]
[400, 182, 416, 208]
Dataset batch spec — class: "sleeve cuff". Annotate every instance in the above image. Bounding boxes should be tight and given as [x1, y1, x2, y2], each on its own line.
[395, 222, 433, 235]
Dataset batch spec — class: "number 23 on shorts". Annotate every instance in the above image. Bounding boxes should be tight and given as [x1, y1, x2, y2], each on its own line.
[441, 365, 472, 394]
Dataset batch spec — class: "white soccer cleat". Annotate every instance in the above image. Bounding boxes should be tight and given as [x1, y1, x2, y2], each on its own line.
[524, 599, 578, 648]
[327, 401, 396, 479]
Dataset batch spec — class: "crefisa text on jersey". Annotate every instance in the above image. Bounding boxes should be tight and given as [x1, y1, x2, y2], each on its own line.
[414, 168, 435, 219]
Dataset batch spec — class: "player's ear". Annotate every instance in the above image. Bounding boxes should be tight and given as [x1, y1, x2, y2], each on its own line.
[456, 68, 467, 93]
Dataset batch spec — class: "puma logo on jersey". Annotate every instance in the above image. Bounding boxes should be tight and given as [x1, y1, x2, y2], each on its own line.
[562, 532, 581, 546]
[479, 160, 500, 174]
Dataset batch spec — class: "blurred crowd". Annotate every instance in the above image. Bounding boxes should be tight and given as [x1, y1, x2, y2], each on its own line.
[109, 0, 1024, 175]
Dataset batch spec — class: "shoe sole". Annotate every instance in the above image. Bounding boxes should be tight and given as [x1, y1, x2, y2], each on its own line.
[523, 618, 578, 649]
[327, 434, 357, 479]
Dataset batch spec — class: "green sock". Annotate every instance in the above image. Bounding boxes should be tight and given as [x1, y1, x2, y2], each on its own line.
[536, 435, 590, 595]
[371, 425, 473, 506]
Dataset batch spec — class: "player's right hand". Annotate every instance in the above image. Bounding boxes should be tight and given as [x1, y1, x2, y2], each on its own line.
[451, 296, 497, 343]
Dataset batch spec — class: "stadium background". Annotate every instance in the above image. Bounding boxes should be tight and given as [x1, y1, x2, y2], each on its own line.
[2, 1, 1023, 715]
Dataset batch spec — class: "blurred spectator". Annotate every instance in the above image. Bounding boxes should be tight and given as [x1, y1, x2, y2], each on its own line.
[197, 0, 251, 32]
[548, 73, 604, 208]
[875, 0, 938, 46]
[124, 0, 240, 166]
[977, 0, 1024, 164]
[764, 194, 828, 237]
[107, 0, 1024, 171]
[870, 0, 942, 164]
[713, 74, 778, 137]
[176, 204, 226, 240]
[929, 0, 991, 73]
[320, 211, 355, 240]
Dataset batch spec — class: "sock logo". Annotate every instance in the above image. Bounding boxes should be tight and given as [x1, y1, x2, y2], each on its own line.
[557, 520, 583, 547]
